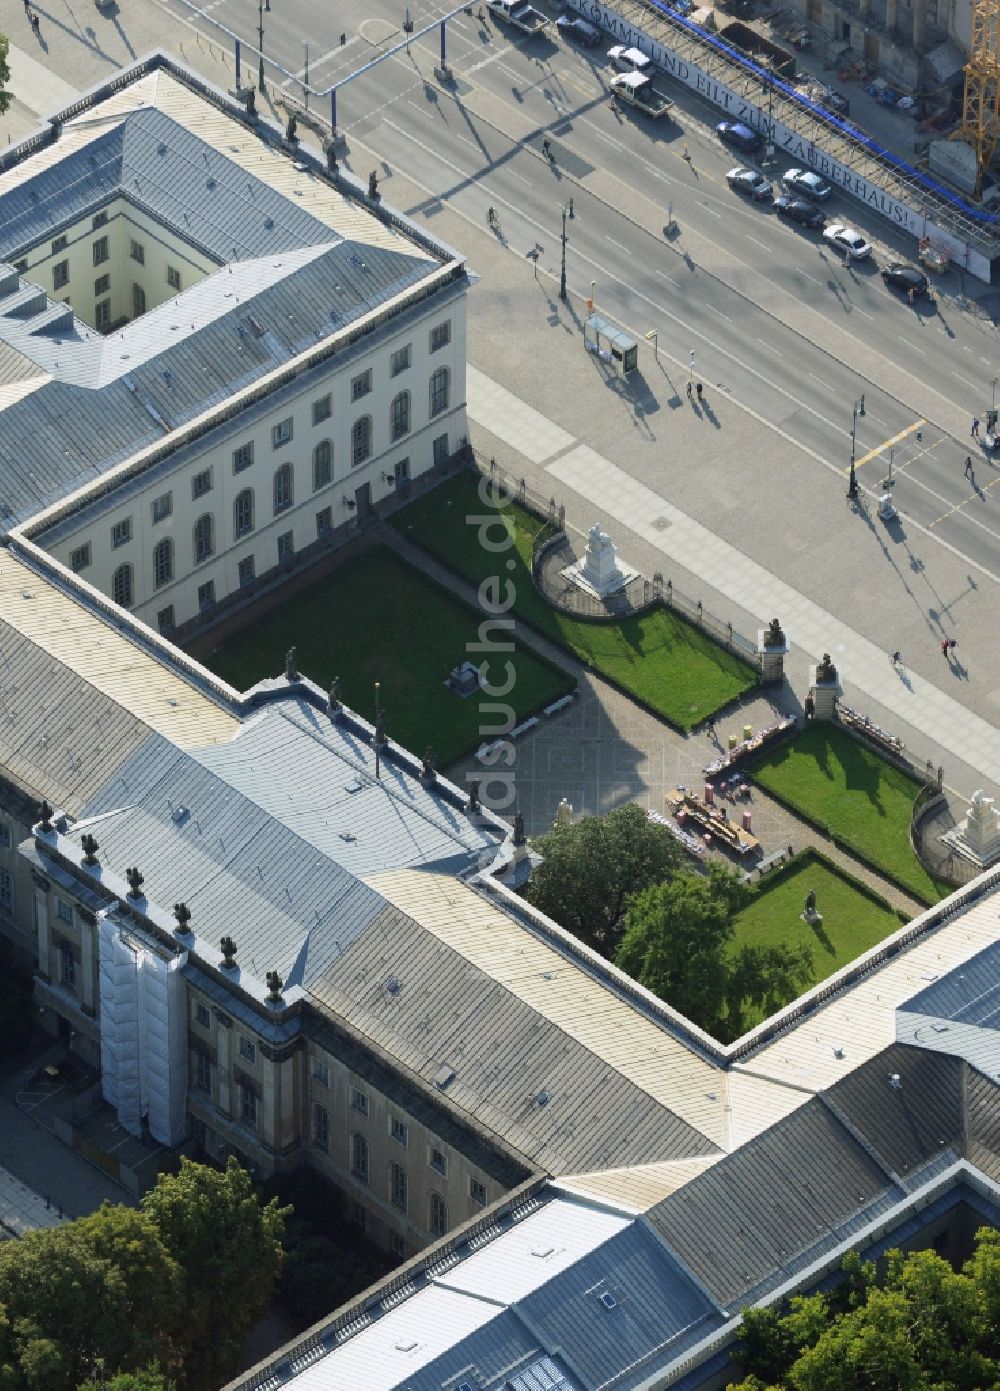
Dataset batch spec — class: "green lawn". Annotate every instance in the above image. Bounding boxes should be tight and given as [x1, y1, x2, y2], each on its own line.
[748, 722, 946, 904]
[392, 473, 757, 731]
[729, 850, 903, 1029]
[201, 547, 574, 766]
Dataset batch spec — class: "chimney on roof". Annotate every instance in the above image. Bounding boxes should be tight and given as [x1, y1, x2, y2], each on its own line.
[889, 1073, 902, 1090]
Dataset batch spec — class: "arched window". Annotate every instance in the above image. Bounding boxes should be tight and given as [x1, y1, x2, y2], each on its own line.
[152, 538, 173, 589]
[193, 513, 214, 565]
[111, 563, 133, 608]
[429, 1192, 448, 1237]
[390, 390, 410, 443]
[351, 1133, 369, 1184]
[429, 366, 450, 418]
[312, 439, 333, 491]
[233, 488, 255, 540]
[273, 462, 293, 515]
[351, 415, 372, 467]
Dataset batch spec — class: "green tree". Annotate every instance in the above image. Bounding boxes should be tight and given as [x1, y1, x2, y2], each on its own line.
[0, 1208, 181, 1391]
[525, 803, 682, 955]
[142, 1158, 289, 1391]
[77, 1368, 173, 1391]
[0, 36, 10, 118]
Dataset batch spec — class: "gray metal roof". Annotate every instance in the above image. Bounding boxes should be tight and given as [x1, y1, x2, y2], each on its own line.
[902, 940, 1000, 1031]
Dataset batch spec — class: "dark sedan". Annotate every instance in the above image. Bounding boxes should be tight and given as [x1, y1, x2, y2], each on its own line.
[716, 121, 763, 154]
[773, 195, 826, 228]
[555, 14, 602, 44]
[882, 263, 929, 297]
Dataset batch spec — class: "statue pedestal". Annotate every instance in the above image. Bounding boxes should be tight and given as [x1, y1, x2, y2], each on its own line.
[941, 789, 1000, 868]
[809, 662, 842, 721]
[758, 629, 789, 686]
[563, 524, 637, 599]
[800, 910, 823, 927]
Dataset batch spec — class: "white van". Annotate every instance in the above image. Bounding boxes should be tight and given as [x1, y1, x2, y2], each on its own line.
[607, 45, 652, 73]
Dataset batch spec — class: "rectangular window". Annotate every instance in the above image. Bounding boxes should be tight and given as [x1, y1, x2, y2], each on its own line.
[151, 492, 172, 524]
[197, 580, 216, 612]
[351, 369, 372, 402]
[56, 898, 74, 924]
[271, 418, 293, 449]
[191, 468, 213, 499]
[430, 321, 451, 352]
[430, 1147, 448, 1176]
[432, 433, 449, 468]
[0, 867, 12, 913]
[316, 506, 332, 537]
[238, 555, 255, 588]
[391, 1233, 405, 1259]
[59, 945, 76, 991]
[130, 239, 145, 264]
[93, 236, 109, 267]
[70, 543, 92, 573]
[157, 606, 175, 634]
[470, 1178, 487, 1207]
[351, 1133, 369, 1183]
[351, 1202, 367, 1231]
[312, 1059, 330, 1087]
[312, 394, 332, 425]
[51, 235, 67, 255]
[238, 1036, 256, 1064]
[194, 1050, 212, 1093]
[92, 211, 108, 229]
[95, 299, 112, 331]
[240, 1085, 258, 1130]
[94, 273, 110, 296]
[167, 265, 181, 291]
[312, 441, 333, 491]
[313, 1103, 330, 1152]
[390, 1162, 408, 1213]
[233, 442, 254, 474]
[195, 1003, 210, 1028]
[277, 531, 294, 564]
[53, 260, 69, 290]
[390, 1117, 408, 1148]
[391, 344, 411, 377]
[0, 823, 10, 849]
[350, 1086, 369, 1116]
[111, 518, 132, 549]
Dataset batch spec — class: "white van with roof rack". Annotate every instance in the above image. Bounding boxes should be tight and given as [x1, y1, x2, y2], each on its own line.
[607, 45, 652, 73]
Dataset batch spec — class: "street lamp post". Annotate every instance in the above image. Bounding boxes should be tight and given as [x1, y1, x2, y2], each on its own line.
[258, 0, 265, 93]
[992, 376, 998, 411]
[559, 198, 574, 302]
[847, 394, 865, 501]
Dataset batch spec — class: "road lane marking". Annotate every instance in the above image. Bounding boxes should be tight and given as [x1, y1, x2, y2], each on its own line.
[757, 338, 781, 355]
[851, 420, 926, 471]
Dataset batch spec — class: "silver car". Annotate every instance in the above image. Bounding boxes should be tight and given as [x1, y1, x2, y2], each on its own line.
[782, 168, 833, 201]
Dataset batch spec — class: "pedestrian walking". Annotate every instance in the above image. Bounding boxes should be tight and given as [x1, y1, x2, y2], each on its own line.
[972, 417, 980, 438]
[682, 144, 691, 162]
[907, 287, 915, 306]
[686, 381, 693, 399]
[707, 715, 717, 742]
[695, 382, 703, 402]
[941, 637, 951, 659]
[804, 694, 815, 721]
[965, 455, 974, 478]
[29, 10, 39, 33]
[890, 650, 902, 667]
[949, 638, 957, 654]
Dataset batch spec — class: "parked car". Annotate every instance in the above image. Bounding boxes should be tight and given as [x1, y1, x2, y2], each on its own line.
[716, 120, 763, 154]
[726, 166, 772, 199]
[781, 167, 832, 201]
[556, 14, 601, 45]
[881, 263, 929, 296]
[607, 44, 651, 73]
[773, 195, 826, 228]
[824, 223, 871, 260]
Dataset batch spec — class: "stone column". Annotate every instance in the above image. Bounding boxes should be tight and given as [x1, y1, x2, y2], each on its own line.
[912, 0, 925, 51]
[757, 619, 789, 686]
[809, 654, 842, 719]
[215, 1011, 232, 1116]
[33, 874, 51, 979]
[78, 913, 96, 1014]
[260, 1048, 277, 1149]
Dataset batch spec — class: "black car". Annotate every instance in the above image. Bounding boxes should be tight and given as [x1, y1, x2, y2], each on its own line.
[554, 14, 601, 45]
[881, 263, 929, 297]
[773, 195, 826, 228]
[716, 120, 763, 155]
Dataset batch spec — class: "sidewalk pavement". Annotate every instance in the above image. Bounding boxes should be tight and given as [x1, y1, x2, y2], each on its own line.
[0, 1158, 68, 1237]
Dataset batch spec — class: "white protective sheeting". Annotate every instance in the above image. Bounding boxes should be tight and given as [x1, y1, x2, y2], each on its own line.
[98, 915, 143, 1136]
[98, 916, 189, 1146]
[142, 950, 189, 1146]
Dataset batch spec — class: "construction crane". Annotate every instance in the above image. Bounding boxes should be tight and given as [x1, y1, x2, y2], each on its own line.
[953, 0, 1000, 194]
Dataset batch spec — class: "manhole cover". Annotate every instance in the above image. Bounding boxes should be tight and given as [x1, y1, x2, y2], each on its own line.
[651, 517, 670, 530]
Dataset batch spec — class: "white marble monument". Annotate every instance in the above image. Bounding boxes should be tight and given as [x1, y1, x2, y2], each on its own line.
[942, 788, 1000, 868]
[563, 524, 638, 599]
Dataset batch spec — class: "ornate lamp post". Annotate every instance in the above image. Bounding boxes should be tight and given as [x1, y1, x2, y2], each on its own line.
[847, 394, 865, 501]
[559, 197, 574, 302]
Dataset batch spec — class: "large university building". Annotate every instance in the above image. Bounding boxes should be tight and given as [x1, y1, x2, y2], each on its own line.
[0, 54, 997, 1391]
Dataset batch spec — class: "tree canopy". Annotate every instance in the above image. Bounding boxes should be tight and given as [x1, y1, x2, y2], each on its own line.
[76, 1368, 174, 1391]
[615, 863, 813, 1040]
[731, 1229, 1000, 1391]
[0, 36, 10, 118]
[142, 1157, 289, 1391]
[525, 803, 682, 954]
